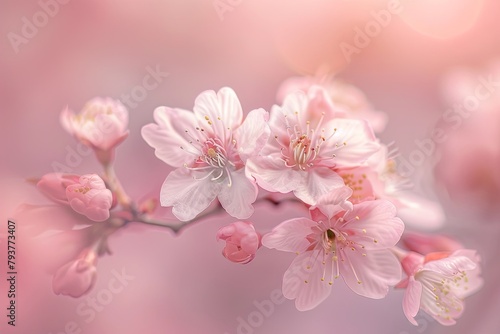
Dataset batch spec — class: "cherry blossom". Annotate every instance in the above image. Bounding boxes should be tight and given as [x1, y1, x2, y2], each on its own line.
[61, 97, 129, 164]
[248, 86, 380, 206]
[65, 174, 113, 222]
[276, 76, 388, 133]
[35, 173, 113, 222]
[399, 250, 483, 326]
[52, 249, 98, 298]
[142, 87, 270, 221]
[216, 221, 261, 264]
[262, 188, 404, 310]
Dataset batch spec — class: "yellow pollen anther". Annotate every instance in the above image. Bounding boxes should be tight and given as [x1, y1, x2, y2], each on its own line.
[374, 239, 378, 244]
[356, 216, 360, 220]
[362, 228, 366, 233]
[204, 115, 209, 120]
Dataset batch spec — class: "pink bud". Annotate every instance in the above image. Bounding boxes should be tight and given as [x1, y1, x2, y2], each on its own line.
[66, 174, 113, 222]
[216, 221, 261, 264]
[61, 97, 129, 160]
[402, 231, 463, 255]
[37, 173, 81, 204]
[52, 250, 97, 298]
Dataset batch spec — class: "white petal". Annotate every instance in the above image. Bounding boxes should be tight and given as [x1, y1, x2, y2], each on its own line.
[262, 218, 317, 253]
[160, 168, 221, 221]
[293, 167, 344, 205]
[193, 87, 243, 139]
[283, 251, 333, 311]
[141, 107, 201, 168]
[234, 108, 270, 162]
[217, 169, 257, 219]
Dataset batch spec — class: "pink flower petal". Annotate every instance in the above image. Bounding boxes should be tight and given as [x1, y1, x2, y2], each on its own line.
[342, 200, 405, 250]
[321, 118, 380, 167]
[233, 108, 270, 163]
[193, 87, 243, 138]
[141, 107, 200, 168]
[217, 169, 257, 219]
[339, 249, 401, 299]
[403, 277, 423, 326]
[293, 167, 344, 205]
[262, 218, 317, 253]
[282, 251, 333, 311]
[247, 156, 303, 194]
[160, 168, 222, 221]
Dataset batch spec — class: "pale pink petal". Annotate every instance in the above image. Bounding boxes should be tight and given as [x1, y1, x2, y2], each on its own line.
[342, 200, 405, 249]
[304, 86, 338, 123]
[451, 250, 483, 297]
[233, 108, 270, 162]
[141, 107, 201, 168]
[193, 87, 243, 138]
[314, 186, 353, 219]
[262, 218, 317, 253]
[217, 169, 257, 219]
[423, 255, 476, 276]
[403, 277, 423, 326]
[282, 251, 333, 311]
[321, 118, 379, 168]
[260, 104, 293, 156]
[247, 156, 302, 194]
[395, 191, 446, 230]
[340, 249, 401, 298]
[293, 167, 344, 205]
[160, 168, 222, 221]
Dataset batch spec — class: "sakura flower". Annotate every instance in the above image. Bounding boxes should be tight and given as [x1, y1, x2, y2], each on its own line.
[399, 250, 483, 326]
[34, 173, 113, 222]
[142, 87, 270, 221]
[52, 249, 98, 298]
[262, 188, 404, 311]
[66, 174, 113, 222]
[248, 86, 380, 206]
[276, 75, 388, 133]
[216, 221, 261, 264]
[61, 97, 129, 164]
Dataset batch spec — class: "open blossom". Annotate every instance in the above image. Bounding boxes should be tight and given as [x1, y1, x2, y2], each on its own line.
[66, 174, 113, 222]
[248, 86, 380, 206]
[36, 173, 113, 222]
[216, 221, 261, 264]
[399, 250, 483, 326]
[276, 76, 388, 133]
[52, 249, 98, 298]
[61, 97, 129, 155]
[142, 87, 270, 221]
[262, 187, 404, 311]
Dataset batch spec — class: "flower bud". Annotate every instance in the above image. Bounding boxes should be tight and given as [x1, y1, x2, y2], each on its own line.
[216, 221, 261, 264]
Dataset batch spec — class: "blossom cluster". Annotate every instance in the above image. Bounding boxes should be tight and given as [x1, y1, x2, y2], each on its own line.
[19, 77, 483, 327]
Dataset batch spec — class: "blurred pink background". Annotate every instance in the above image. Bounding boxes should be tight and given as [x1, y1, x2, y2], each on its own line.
[1, 0, 499, 333]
